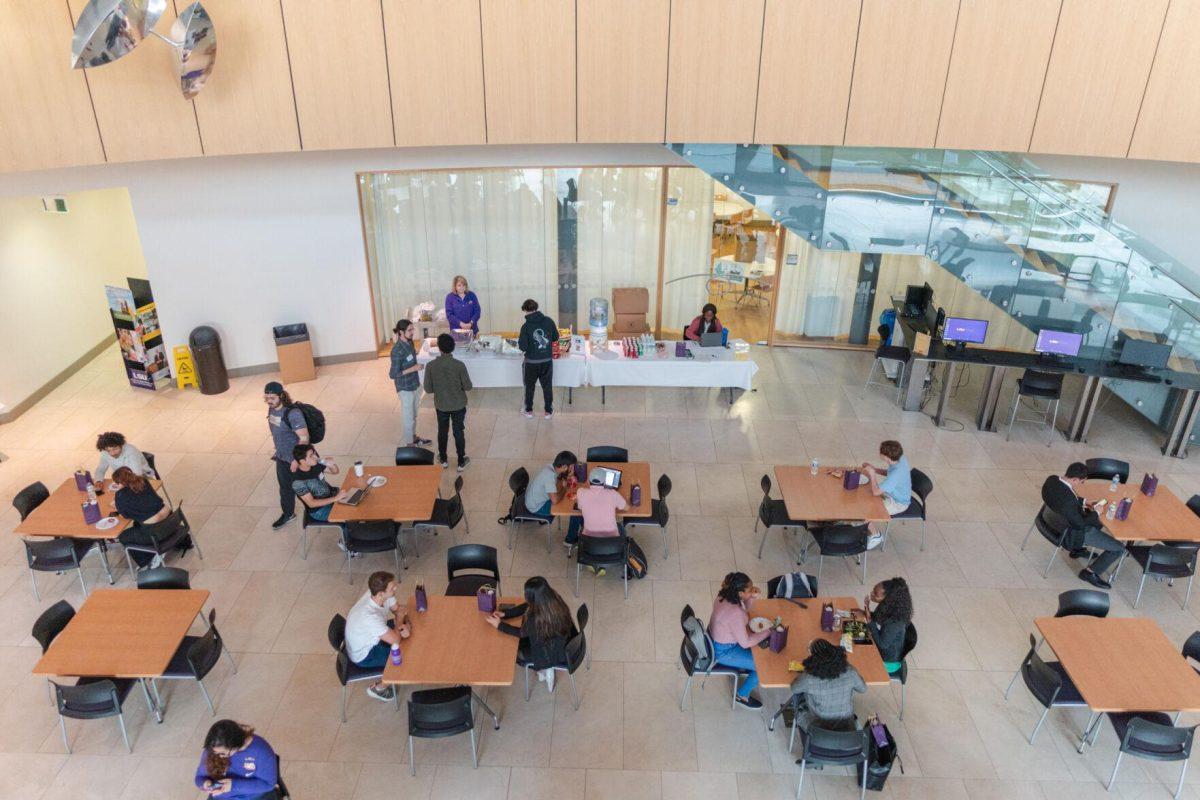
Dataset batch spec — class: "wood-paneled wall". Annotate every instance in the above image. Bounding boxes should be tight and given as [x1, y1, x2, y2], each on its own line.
[6, 0, 1200, 173]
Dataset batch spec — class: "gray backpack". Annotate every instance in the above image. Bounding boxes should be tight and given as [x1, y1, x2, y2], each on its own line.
[682, 614, 714, 672]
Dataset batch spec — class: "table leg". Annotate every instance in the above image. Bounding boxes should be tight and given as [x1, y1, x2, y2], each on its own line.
[1066, 376, 1102, 443]
[1077, 711, 1101, 754]
[933, 362, 955, 427]
[472, 689, 501, 730]
[902, 359, 931, 411]
[140, 678, 163, 723]
[975, 365, 1006, 431]
[98, 541, 115, 585]
[568, 387, 573, 405]
[601, 387, 606, 405]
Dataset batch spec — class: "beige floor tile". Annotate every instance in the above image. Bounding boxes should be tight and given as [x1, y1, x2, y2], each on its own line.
[661, 771, 738, 800]
[509, 766, 586, 800]
[41, 753, 137, 800]
[585, 769, 662, 800]
[622, 662, 697, 771]
[430, 765, 510, 800]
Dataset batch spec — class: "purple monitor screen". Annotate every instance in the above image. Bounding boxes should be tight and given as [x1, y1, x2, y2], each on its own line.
[1035, 329, 1083, 357]
[942, 317, 988, 344]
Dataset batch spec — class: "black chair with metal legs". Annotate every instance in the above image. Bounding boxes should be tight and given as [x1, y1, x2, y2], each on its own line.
[1188, 495, 1200, 518]
[445, 544, 500, 597]
[1103, 713, 1196, 799]
[395, 446, 435, 466]
[863, 324, 911, 404]
[890, 623, 918, 720]
[804, 523, 871, 584]
[795, 725, 872, 800]
[275, 754, 290, 799]
[1185, 631, 1200, 672]
[299, 506, 343, 561]
[153, 609, 226, 715]
[585, 446, 628, 463]
[327, 614, 398, 722]
[1085, 458, 1130, 485]
[520, 603, 589, 710]
[755, 475, 805, 559]
[575, 534, 629, 599]
[143, 451, 173, 507]
[1005, 369, 1064, 446]
[1004, 634, 1086, 743]
[53, 678, 139, 753]
[505, 469, 552, 553]
[1122, 544, 1199, 609]
[679, 605, 743, 711]
[407, 686, 477, 776]
[122, 505, 201, 574]
[136, 566, 191, 590]
[13, 481, 50, 520]
[1004, 590, 1109, 699]
[1019, 505, 1075, 578]
[623, 474, 671, 559]
[340, 521, 405, 584]
[414, 475, 469, 550]
[882, 469, 933, 551]
[24, 537, 99, 600]
[33, 600, 75, 705]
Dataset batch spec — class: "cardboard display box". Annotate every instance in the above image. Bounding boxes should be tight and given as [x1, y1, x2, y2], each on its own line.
[612, 287, 649, 315]
[613, 313, 649, 334]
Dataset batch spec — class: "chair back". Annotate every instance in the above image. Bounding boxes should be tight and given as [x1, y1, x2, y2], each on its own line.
[55, 679, 122, 719]
[801, 725, 870, 766]
[137, 566, 191, 590]
[408, 686, 474, 737]
[899, 622, 918, 661]
[344, 520, 399, 550]
[576, 603, 589, 634]
[143, 451, 160, 478]
[766, 573, 818, 599]
[910, 469, 933, 506]
[1055, 589, 1109, 619]
[1085, 458, 1130, 484]
[444, 475, 466, 528]
[1019, 369, 1064, 396]
[327, 614, 347, 652]
[815, 524, 868, 556]
[1147, 544, 1198, 575]
[26, 537, 83, 569]
[577, 533, 627, 566]
[395, 446, 435, 466]
[186, 609, 223, 680]
[446, 544, 500, 582]
[564, 628, 587, 674]
[1021, 634, 1064, 707]
[141, 505, 190, 551]
[32, 600, 75, 653]
[1121, 717, 1196, 761]
[1183, 631, 1200, 665]
[679, 606, 713, 675]
[1188, 495, 1200, 519]
[1034, 505, 1070, 543]
[13, 482, 50, 521]
[586, 446, 628, 463]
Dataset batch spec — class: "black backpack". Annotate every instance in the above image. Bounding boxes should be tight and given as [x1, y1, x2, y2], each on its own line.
[288, 402, 326, 445]
[625, 537, 649, 579]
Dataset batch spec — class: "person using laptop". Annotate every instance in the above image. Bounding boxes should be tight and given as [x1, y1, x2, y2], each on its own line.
[291, 444, 348, 522]
[527, 450, 584, 547]
[1041, 462, 1125, 589]
[685, 303, 723, 343]
[860, 440, 911, 549]
[344, 571, 412, 701]
[569, 467, 627, 549]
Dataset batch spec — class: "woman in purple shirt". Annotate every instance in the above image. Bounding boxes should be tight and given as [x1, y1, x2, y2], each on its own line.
[195, 720, 279, 799]
[445, 275, 481, 334]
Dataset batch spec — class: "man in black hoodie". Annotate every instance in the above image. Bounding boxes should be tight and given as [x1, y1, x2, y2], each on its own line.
[518, 298, 560, 419]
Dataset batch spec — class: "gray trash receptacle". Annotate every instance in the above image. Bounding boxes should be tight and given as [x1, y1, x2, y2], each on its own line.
[189, 325, 229, 395]
[273, 322, 315, 383]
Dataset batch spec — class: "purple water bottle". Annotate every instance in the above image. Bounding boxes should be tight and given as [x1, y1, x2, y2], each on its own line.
[820, 603, 835, 632]
[390, 642, 402, 666]
[415, 584, 428, 612]
[630, 483, 642, 507]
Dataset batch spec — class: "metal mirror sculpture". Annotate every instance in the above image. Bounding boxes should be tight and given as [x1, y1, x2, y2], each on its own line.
[70, 0, 216, 99]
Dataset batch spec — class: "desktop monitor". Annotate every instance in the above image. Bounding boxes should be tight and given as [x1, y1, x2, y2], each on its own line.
[942, 317, 988, 344]
[1035, 329, 1083, 358]
[1118, 339, 1172, 369]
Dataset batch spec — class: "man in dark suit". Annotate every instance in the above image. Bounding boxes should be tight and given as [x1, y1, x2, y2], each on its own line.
[1040, 462, 1125, 589]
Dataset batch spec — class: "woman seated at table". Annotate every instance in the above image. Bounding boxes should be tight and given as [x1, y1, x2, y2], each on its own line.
[94, 431, 156, 483]
[291, 444, 348, 522]
[445, 274, 481, 334]
[685, 303, 723, 342]
[112, 466, 169, 567]
[789, 639, 866, 736]
[485, 576, 577, 692]
[194, 719, 280, 800]
[709, 572, 771, 710]
[862, 577, 913, 675]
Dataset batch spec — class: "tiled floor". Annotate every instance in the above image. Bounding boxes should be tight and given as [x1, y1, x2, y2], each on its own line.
[3, 344, 1200, 799]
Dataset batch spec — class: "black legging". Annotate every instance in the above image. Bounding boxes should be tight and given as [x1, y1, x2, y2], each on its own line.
[275, 458, 296, 516]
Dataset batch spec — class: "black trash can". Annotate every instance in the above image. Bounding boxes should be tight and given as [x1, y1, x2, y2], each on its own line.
[189, 325, 229, 395]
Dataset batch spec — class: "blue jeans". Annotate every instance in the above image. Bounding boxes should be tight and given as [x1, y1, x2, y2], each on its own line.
[309, 503, 332, 521]
[712, 640, 758, 697]
[531, 500, 584, 543]
[355, 641, 391, 669]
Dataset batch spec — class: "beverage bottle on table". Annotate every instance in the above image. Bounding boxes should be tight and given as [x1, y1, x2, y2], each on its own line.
[810, 458, 819, 476]
[631, 483, 642, 507]
[390, 642, 402, 665]
[1110, 475, 1119, 493]
[85, 481, 97, 504]
[1106, 500, 1116, 521]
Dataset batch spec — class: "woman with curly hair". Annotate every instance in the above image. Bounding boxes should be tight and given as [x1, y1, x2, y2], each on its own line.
[789, 639, 866, 734]
[194, 719, 279, 799]
[864, 577, 913, 674]
[708, 572, 771, 709]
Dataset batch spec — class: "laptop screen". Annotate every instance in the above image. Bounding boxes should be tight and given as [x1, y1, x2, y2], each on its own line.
[1118, 339, 1172, 369]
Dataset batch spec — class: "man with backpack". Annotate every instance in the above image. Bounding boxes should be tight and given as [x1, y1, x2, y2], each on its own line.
[264, 381, 311, 530]
[518, 298, 559, 419]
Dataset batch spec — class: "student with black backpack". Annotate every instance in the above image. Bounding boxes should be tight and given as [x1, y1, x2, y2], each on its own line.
[264, 381, 322, 530]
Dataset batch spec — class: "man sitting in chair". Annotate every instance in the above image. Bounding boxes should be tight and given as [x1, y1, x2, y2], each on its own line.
[1040, 462, 1125, 589]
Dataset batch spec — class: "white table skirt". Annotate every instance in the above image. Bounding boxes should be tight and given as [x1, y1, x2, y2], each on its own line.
[586, 341, 759, 391]
[417, 349, 587, 388]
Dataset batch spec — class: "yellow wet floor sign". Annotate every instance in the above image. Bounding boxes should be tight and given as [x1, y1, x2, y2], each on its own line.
[174, 345, 199, 389]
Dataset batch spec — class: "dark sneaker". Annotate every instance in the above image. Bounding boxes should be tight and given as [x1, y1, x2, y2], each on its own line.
[1079, 568, 1112, 589]
[439, 457, 449, 469]
[414, 437, 432, 446]
[1069, 548, 1089, 559]
[271, 513, 295, 530]
[735, 694, 763, 710]
[457, 457, 471, 472]
[367, 685, 394, 702]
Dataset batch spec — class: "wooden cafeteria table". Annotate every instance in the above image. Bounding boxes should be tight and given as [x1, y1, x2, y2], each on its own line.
[328, 465, 442, 524]
[773, 466, 890, 523]
[1077, 480, 1200, 543]
[14, 477, 150, 539]
[751, 597, 890, 689]
[549, 462, 653, 519]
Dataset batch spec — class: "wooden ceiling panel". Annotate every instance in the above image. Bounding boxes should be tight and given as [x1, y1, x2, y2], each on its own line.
[578, 0, 669, 143]
[1129, 0, 1200, 162]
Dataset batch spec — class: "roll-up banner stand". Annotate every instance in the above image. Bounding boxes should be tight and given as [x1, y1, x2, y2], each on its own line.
[105, 278, 170, 390]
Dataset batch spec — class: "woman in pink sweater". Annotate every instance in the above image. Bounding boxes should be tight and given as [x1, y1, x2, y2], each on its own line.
[709, 571, 770, 709]
[685, 303, 724, 342]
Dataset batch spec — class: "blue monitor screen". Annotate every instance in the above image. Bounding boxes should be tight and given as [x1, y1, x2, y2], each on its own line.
[1035, 329, 1083, 357]
[943, 317, 988, 344]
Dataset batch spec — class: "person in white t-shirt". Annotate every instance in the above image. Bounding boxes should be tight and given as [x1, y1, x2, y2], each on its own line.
[344, 571, 411, 702]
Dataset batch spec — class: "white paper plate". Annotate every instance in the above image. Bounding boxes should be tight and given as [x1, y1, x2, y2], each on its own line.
[107, 482, 121, 493]
[367, 475, 388, 488]
[94, 516, 119, 531]
[748, 617, 772, 633]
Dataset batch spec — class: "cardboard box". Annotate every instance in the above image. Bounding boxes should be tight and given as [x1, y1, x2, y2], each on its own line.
[277, 340, 316, 383]
[612, 313, 649, 334]
[612, 287, 649, 315]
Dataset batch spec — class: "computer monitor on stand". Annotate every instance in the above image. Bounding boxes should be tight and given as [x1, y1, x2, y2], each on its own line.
[1034, 329, 1083, 362]
[942, 317, 988, 352]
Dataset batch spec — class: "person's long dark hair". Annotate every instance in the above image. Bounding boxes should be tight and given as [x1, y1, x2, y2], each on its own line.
[523, 577, 573, 642]
[204, 720, 252, 779]
[874, 577, 913, 626]
[803, 639, 850, 680]
[717, 572, 752, 605]
[112, 466, 147, 493]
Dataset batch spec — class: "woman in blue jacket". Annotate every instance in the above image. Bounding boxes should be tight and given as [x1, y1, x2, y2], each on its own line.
[195, 720, 279, 799]
[445, 275, 481, 334]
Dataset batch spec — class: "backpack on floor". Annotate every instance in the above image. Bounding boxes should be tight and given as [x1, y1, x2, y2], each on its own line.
[287, 402, 326, 445]
[625, 537, 649, 579]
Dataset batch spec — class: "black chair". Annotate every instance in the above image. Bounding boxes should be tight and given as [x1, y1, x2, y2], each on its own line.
[136, 566, 191, 590]
[623, 474, 671, 559]
[328, 614, 397, 721]
[863, 323, 911, 404]
[33, 600, 75, 705]
[1103, 713, 1195, 798]
[1085, 458, 1130, 485]
[408, 686, 477, 775]
[1121, 544, 1198, 609]
[575, 533, 629, 598]
[414, 474, 469, 551]
[1005, 368, 1064, 446]
[505, 468, 552, 554]
[1004, 634, 1086, 743]
[882, 468, 933, 551]
[585, 446, 628, 463]
[1188, 495, 1200, 518]
[1056, 588, 1110, 618]
[890, 622, 918, 720]
[755, 475, 806, 559]
[143, 451, 173, 507]
[445, 544, 500, 597]
[53, 678, 138, 753]
[679, 605, 742, 710]
[805, 523, 871, 584]
[395, 446, 435, 466]
[275, 754, 290, 799]
[154, 608, 227, 715]
[520, 603, 589, 709]
[340, 521, 405, 584]
[1185, 631, 1200, 672]
[795, 725, 871, 800]
[12, 481, 50, 520]
[299, 505, 343, 561]
[24, 537, 99, 600]
[1019, 504, 1074, 578]
[122, 505, 201, 574]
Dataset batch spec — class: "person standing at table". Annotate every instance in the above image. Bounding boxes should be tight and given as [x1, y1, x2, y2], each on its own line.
[861, 439, 911, 550]
[422, 333, 472, 471]
[485, 576, 578, 692]
[1041, 462, 1125, 589]
[112, 466, 170, 568]
[862, 576, 913, 675]
[684, 303, 723, 342]
[344, 571, 412, 702]
[788, 639, 866, 737]
[194, 719, 279, 799]
[518, 298, 560, 419]
[709, 572, 770, 710]
[445, 275, 481, 334]
[94, 431, 156, 483]
[389, 319, 430, 447]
